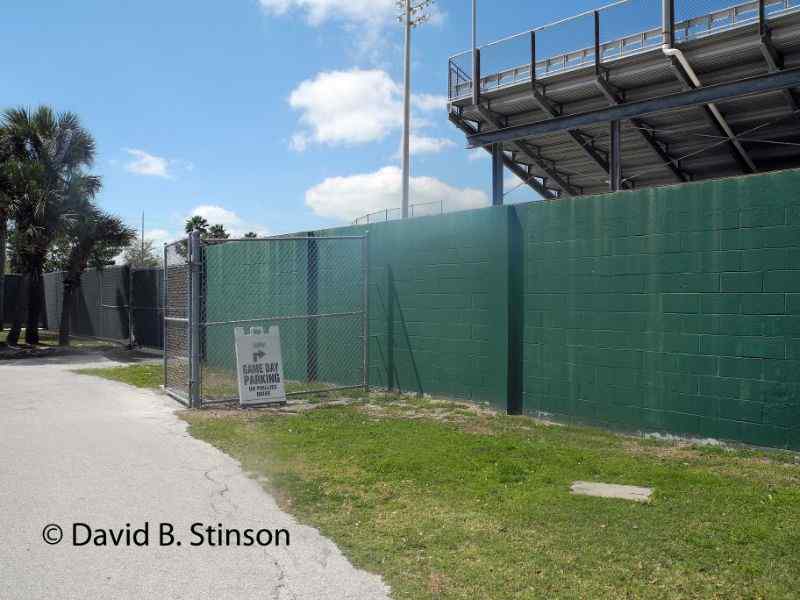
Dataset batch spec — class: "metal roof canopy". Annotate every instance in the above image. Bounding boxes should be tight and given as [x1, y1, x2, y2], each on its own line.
[448, 0, 800, 199]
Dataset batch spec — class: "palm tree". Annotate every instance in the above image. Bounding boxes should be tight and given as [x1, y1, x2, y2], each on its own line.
[208, 224, 229, 239]
[244, 232, 258, 239]
[58, 201, 134, 346]
[185, 215, 208, 235]
[1, 106, 98, 345]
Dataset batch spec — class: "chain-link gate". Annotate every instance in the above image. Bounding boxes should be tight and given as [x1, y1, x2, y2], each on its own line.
[164, 233, 368, 407]
[163, 239, 192, 405]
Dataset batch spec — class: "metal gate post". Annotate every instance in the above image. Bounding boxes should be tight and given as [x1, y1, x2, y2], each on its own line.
[189, 230, 202, 408]
[128, 266, 134, 349]
[162, 244, 168, 390]
[97, 270, 102, 340]
[362, 233, 370, 392]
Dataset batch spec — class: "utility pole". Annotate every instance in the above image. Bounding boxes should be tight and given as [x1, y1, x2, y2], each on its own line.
[141, 212, 145, 266]
[398, 0, 435, 219]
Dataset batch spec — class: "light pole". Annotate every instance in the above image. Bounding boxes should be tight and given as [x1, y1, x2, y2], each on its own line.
[398, 0, 435, 219]
[472, 0, 477, 77]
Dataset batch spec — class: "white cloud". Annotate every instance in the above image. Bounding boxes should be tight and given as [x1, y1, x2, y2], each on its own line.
[144, 228, 174, 246]
[124, 149, 171, 178]
[468, 148, 489, 161]
[258, 0, 445, 60]
[288, 69, 450, 154]
[305, 166, 488, 222]
[289, 133, 310, 152]
[408, 134, 456, 156]
[122, 149, 193, 179]
[289, 69, 402, 147]
[188, 205, 271, 238]
[412, 93, 448, 112]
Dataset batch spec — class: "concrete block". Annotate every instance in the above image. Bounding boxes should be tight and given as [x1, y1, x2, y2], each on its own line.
[570, 481, 653, 503]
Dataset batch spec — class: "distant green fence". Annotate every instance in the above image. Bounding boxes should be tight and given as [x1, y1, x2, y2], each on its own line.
[1, 274, 25, 327]
[36, 266, 163, 348]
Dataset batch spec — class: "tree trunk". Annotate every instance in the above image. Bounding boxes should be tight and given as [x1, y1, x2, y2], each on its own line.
[58, 271, 80, 346]
[0, 217, 6, 332]
[25, 262, 43, 345]
[7, 273, 27, 345]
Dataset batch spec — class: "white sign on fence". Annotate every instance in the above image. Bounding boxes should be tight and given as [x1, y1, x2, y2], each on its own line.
[234, 326, 286, 407]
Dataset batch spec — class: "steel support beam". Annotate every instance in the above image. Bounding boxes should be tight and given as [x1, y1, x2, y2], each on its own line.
[475, 105, 580, 197]
[668, 57, 756, 174]
[609, 120, 622, 192]
[467, 67, 800, 147]
[530, 29, 622, 188]
[595, 76, 688, 183]
[758, 0, 800, 111]
[662, 0, 674, 48]
[472, 47, 481, 106]
[661, 0, 753, 173]
[449, 112, 559, 199]
[492, 143, 504, 205]
[593, 9, 688, 184]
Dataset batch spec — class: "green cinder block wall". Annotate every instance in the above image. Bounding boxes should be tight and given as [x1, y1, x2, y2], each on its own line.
[201, 168, 799, 449]
[326, 207, 511, 410]
[515, 169, 800, 450]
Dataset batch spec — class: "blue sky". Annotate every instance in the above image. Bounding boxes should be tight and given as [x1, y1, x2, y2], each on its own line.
[1, 0, 620, 244]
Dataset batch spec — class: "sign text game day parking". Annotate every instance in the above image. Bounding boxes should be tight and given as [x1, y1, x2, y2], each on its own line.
[234, 326, 286, 406]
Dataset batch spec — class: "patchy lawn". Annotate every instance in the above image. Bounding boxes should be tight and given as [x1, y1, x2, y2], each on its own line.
[75, 362, 368, 400]
[80, 364, 800, 599]
[75, 363, 164, 389]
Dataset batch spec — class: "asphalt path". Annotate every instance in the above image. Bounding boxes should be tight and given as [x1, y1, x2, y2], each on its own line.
[0, 354, 391, 600]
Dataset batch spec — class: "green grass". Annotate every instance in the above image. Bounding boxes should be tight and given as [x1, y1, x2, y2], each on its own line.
[0, 328, 116, 349]
[74, 362, 368, 400]
[75, 363, 163, 389]
[77, 363, 800, 599]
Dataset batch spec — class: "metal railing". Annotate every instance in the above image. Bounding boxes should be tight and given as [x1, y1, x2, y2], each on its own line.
[448, 0, 800, 100]
[352, 200, 446, 225]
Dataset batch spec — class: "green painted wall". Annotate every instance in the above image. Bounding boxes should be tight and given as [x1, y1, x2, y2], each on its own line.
[516, 170, 800, 450]
[202, 168, 799, 449]
[337, 207, 511, 409]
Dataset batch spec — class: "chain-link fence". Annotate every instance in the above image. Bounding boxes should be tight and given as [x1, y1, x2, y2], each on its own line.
[163, 233, 369, 408]
[164, 240, 191, 405]
[353, 200, 446, 225]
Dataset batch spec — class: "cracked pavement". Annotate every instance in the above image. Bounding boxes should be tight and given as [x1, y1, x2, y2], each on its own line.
[0, 355, 392, 600]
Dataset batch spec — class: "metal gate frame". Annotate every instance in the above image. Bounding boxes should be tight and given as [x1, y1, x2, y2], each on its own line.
[164, 231, 369, 408]
[163, 236, 193, 406]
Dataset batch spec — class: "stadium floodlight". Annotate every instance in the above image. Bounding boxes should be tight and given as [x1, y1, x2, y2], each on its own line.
[397, 0, 436, 219]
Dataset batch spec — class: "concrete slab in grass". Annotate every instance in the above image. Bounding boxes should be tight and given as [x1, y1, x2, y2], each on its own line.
[571, 481, 653, 503]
